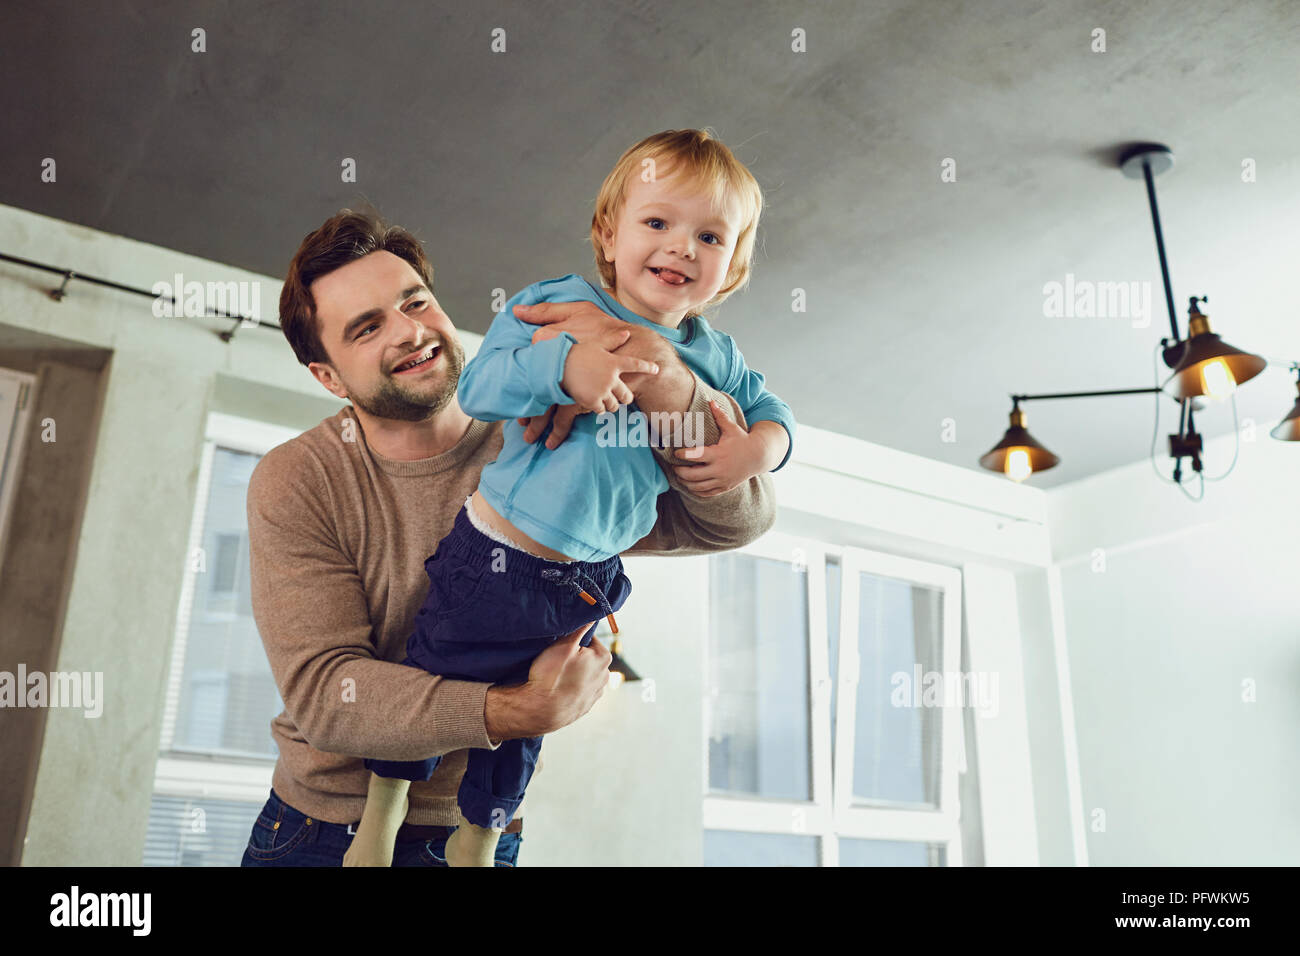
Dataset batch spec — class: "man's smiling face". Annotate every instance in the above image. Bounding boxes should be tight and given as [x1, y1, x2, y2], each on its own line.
[307, 250, 467, 422]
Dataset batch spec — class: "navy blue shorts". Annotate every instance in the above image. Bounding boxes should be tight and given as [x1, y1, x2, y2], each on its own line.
[364, 503, 631, 828]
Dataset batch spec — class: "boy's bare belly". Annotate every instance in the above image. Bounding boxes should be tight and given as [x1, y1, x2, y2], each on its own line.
[470, 489, 575, 563]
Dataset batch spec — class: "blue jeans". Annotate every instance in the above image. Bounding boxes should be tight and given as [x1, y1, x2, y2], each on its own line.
[364, 504, 631, 829]
[238, 788, 522, 867]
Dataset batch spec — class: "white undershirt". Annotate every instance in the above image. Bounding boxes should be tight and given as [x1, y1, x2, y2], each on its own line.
[464, 494, 574, 562]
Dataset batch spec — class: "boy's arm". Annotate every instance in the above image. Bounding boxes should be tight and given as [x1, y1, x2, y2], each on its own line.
[616, 326, 777, 555]
[722, 337, 796, 472]
[457, 286, 580, 422]
[512, 302, 778, 555]
[245, 444, 499, 761]
[630, 382, 778, 555]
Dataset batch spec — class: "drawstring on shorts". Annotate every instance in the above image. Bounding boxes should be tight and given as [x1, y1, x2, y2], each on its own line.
[540, 566, 619, 634]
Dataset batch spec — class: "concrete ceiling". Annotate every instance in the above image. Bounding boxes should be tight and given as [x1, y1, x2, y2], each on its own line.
[3, 0, 1298, 488]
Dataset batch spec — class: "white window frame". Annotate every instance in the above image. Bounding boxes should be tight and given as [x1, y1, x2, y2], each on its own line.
[154, 412, 302, 803]
[702, 529, 966, 866]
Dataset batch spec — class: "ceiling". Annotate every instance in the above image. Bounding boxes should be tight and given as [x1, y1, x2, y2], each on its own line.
[3, 0, 1298, 488]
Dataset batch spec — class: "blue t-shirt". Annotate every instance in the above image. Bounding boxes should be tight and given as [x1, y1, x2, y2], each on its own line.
[457, 274, 795, 561]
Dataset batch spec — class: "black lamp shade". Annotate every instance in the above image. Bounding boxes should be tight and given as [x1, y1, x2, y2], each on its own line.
[1270, 383, 1300, 441]
[1163, 321, 1267, 400]
[608, 643, 641, 682]
[979, 409, 1060, 480]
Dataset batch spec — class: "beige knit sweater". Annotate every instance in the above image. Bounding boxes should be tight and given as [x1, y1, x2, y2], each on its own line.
[246, 376, 775, 826]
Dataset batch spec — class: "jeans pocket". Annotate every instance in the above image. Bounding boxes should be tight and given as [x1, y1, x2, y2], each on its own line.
[419, 837, 450, 866]
[419, 832, 522, 867]
[494, 832, 522, 868]
[245, 803, 312, 862]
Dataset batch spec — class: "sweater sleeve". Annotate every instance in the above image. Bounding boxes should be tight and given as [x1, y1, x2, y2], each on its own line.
[245, 444, 499, 760]
[625, 372, 778, 556]
[458, 284, 578, 421]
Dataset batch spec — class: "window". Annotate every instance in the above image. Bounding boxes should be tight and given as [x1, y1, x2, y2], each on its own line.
[703, 531, 968, 866]
[706, 550, 811, 800]
[144, 413, 301, 866]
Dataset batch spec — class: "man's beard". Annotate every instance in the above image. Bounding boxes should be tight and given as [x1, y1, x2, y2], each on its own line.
[344, 338, 466, 422]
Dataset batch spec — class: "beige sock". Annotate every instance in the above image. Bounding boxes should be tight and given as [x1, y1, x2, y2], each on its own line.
[343, 774, 410, 867]
[443, 807, 503, 867]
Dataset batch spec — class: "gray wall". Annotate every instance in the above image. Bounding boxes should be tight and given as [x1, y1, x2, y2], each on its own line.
[0, 203, 343, 865]
[0, 340, 109, 865]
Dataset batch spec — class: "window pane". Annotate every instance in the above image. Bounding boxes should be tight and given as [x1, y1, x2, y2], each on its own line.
[704, 829, 820, 866]
[838, 838, 946, 867]
[143, 793, 264, 866]
[852, 573, 944, 807]
[212, 533, 240, 593]
[173, 446, 280, 759]
[827, 559, 840, 750]
[707, 553, 810, 800]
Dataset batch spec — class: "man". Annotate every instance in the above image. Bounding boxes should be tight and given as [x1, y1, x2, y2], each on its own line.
[239, 210, 776, 867]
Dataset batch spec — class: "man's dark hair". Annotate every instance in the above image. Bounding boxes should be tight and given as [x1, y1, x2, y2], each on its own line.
[279, 209, 435, 367]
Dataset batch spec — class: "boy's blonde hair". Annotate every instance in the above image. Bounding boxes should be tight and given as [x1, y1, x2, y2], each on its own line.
[590, 129, 763, 313]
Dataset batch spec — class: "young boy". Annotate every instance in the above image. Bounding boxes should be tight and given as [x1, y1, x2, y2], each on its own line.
[345, 129, 796, 866]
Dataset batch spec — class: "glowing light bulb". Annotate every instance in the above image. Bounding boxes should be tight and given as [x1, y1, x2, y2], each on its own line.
[1200, 360, 1236, 399]
[1005, 448, 1032, 482]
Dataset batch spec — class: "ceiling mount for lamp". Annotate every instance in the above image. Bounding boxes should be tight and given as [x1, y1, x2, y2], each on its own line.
[1118, 142, 1175, 180]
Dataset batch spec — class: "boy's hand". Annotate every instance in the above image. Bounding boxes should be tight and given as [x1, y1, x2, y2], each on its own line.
[561, 341, 658, 414]
[671, 403, 786, 497]
[514, 304, 660, 449]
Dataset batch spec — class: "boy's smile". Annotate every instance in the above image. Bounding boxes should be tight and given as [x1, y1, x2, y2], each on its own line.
[599, 167, 744, 328]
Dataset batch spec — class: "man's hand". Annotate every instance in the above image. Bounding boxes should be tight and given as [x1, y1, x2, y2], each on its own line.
[517, 404, 585, 450]
[484, 624, 612, 742]
[515, 300, 631, 350]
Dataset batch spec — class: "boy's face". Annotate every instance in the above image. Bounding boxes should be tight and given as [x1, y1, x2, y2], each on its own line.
[598, 166, 744, 327]
[306, 250, 467, 421]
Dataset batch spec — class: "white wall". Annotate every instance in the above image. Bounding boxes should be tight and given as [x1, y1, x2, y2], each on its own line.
[1047, 425, 1300, 865]
[521, 555, 709, 865]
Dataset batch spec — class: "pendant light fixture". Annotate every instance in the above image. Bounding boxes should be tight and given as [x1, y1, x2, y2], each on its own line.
[1162, 297, 1266, 400]
[608, 636, 642, 684]
[978, 404, 1059, 482]
[978, 141, 1297, 487]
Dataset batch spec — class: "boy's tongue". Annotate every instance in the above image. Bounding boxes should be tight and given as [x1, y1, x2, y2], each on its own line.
[654, 267, 687, 285]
